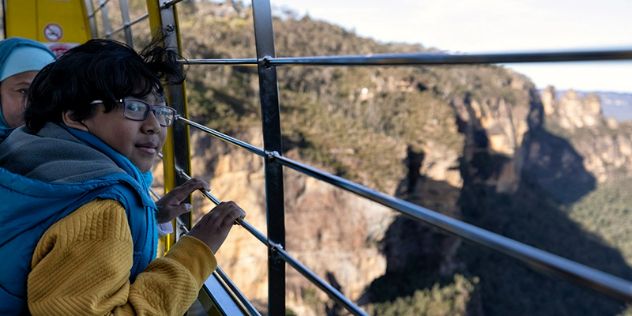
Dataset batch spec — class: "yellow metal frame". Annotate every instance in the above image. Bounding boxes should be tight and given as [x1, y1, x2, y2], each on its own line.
[5, 0, 91, 45]
[146, 0, 192, 253]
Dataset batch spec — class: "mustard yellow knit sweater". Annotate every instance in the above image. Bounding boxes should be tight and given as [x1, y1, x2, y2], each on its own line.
[27, 199, 217, 315]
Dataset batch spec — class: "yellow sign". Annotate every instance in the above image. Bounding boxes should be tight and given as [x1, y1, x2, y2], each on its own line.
[5, 0, 91, 56]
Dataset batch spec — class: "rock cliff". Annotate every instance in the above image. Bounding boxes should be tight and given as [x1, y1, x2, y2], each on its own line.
[143, 1, 632, 315]
[541, 86, 632, 183]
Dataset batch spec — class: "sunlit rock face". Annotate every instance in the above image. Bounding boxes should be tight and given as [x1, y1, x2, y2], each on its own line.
[553, 89, 603, 130]
[185, 128, 397, 315]
[540, 86, 632, 183]
[450, 72, 536, 194]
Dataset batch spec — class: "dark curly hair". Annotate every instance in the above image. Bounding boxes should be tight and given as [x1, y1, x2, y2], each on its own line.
[24, 36, 185, 133]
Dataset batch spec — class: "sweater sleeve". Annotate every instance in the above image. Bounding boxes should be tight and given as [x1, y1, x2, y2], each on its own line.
[27, 199, 217, 316]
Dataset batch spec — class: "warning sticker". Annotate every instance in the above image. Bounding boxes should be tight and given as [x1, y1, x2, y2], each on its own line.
[45, 43, 78, 58]
[43, 23, 63, 42]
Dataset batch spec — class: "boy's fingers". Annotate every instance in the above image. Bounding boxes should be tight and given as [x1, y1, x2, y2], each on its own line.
[163, 178, 210, 203]
[156, 203, 192, 223]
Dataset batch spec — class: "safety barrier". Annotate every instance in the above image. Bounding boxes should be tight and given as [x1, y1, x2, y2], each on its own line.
[83, 0, 632, 315]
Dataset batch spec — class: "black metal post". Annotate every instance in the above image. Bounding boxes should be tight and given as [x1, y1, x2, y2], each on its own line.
[251, 0, 286, 314]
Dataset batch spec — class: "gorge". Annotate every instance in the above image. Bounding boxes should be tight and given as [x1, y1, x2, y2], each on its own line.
[141, 1, 632, 315]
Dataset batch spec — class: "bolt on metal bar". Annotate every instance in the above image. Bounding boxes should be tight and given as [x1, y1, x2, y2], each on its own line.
[265, 151, 632, 303]
[175, 167, 369, 315]
[148, 187, 260, 315]
[177, 116, 267, 157]
[265, 49, 632, 66]
[88, 0, 110, 18]
[179, 58, 258, 65]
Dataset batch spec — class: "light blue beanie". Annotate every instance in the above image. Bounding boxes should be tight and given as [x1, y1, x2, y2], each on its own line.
[0, 46, 56, 82]
[0, 38, 56, 129]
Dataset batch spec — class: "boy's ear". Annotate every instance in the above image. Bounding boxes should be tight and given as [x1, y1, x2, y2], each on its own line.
[62, 111, 88, 131]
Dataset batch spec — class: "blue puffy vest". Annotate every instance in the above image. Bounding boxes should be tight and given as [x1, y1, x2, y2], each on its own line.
[0, 127, 158, 315]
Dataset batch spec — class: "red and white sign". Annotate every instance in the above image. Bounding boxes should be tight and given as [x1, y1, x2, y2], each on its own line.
[46, 43, 77, 58]
[43, 23, 63, 42]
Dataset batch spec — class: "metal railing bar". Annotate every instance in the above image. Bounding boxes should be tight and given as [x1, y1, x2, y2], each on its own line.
[175, 167, 369, 315]
[267, 151, 632, 303]
[99, 0, 113, 39]
[148, 187, 260, 315]
[129, 13, 149, 27]
[118, 0, 134, 47]
[177, 116, 267, 158]
[175, 168, 268, 245]
[167, 121, 632, 302]
[272, 245, 369, 316]
[111, 13, 149, 35]
[88, 0, 110, 18]
[161, 0, 185, 8]
[264, 49, 632, 66]
[179, 58, 258, 65]
[177, 49, 632, 67]
[215, 266, 262, 316]
[111, 24, 126, 36]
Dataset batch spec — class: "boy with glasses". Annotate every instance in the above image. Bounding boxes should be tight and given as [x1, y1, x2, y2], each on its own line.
[0, 38, 245, 315]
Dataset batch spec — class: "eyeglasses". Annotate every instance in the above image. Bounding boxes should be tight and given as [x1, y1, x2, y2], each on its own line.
[91, 98, 177, 127]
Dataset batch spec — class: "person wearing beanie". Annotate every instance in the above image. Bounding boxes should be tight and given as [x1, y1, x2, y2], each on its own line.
[0, 37, 56, 129]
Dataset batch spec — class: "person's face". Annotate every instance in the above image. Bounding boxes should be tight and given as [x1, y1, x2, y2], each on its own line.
[0, 70, 38, 128]
[79, 92, 168, 173]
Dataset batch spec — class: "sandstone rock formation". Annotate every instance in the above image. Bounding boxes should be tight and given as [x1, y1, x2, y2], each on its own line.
[541, 86, 632, 183]
[183, 128, 398, 315]
[143, 2, 632, 314]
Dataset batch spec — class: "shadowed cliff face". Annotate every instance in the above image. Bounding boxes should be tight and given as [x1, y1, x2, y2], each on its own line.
[455, 86, 632, 316]
[458, 177, 632, 316]
[366, 146, 483, 316]
[520, 128, 595, 204]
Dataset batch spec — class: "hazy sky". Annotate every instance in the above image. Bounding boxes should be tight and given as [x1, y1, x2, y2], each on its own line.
[259, 0, 632, 93]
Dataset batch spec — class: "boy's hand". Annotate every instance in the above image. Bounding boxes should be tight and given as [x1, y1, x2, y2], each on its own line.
[188, 201, 246, 253]
[155, 178, 210, 224]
